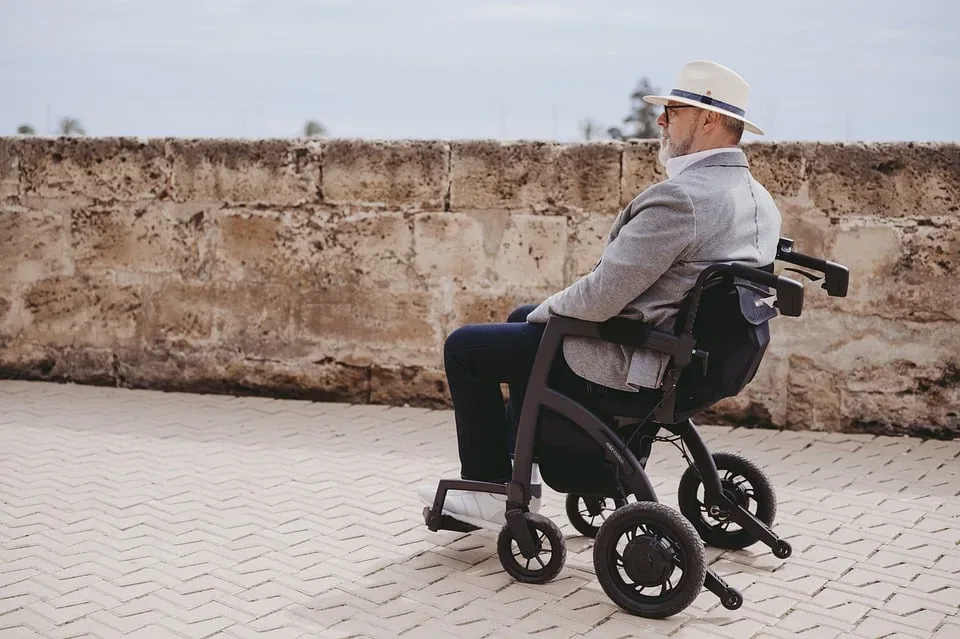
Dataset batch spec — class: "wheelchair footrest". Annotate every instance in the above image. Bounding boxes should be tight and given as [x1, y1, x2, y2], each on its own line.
[423, 506, 481, 533]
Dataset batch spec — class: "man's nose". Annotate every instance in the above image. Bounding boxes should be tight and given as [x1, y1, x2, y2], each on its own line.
[656, 110, 667, 127]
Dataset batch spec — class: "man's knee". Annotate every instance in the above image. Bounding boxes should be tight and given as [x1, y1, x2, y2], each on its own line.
[443, 325, 474, 366]
[507, 303, 538, 323]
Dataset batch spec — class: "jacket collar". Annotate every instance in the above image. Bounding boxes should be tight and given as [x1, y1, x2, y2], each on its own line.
[666, 147, 748, 177]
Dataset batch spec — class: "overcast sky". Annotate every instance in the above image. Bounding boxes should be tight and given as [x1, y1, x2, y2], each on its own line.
[2, 0, 958, 142]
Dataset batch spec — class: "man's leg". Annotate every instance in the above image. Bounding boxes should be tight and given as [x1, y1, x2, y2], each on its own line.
[419, 316, 546, 530]
[504, 304, 539, 450]
[443, 317, 545, 482]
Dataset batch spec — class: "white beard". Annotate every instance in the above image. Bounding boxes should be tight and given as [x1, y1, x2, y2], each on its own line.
[658, 137, 672, 166]
[658, 128, 692, 166]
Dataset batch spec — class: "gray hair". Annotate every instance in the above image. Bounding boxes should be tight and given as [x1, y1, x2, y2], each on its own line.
[721, 114, 745, 143]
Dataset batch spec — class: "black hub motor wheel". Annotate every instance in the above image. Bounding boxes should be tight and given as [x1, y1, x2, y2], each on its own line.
[593, 502, 706, 619]
[497, 512, 566, 584]
[677, 451, 777, 550]
[565, 494, 627, 538]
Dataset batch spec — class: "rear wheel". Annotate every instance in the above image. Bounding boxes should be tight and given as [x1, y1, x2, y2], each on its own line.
[678, 452, 776, 550]
[565, 494, 627, 538]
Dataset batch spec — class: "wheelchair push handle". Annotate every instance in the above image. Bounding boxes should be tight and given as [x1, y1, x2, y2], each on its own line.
[728, 263, 804, 318]
[776, 237, 849, 298]
[694, 262, 804, 318]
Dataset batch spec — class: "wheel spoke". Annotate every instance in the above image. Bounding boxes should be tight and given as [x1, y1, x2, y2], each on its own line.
[534, 555, 546, 569]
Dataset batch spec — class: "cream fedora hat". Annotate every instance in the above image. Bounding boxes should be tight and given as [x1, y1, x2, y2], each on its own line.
[643, 60, 764, 135]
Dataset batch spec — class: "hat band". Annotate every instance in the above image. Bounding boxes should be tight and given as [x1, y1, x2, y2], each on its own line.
[669, 89, 746, 117]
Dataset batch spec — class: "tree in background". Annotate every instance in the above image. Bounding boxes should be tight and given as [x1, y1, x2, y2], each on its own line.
[302, 120, 327, 137]
[607, 77, 661, 140]
[580, 76, 662, 141]
[16, 124, 36, 135]
[578, 118, 603, 141]
[58, 117, 86, 136]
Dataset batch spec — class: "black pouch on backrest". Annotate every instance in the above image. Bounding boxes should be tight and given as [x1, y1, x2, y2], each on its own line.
[675, 276, 778, 415]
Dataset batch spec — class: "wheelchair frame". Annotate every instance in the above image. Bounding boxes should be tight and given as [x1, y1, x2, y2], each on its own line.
[424, 237, 849, 614]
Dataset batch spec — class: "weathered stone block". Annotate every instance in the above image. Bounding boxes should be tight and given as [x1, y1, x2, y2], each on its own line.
[450, 141, 559, 211]
[812, 220, 960, 322]
[842, 361, 959, 439]
[0, 138, 18, 200]
[786, 354, 843, 431]
[71, 203, 211, 278]
[116, 346, 371, 404]
[322, 140, 447, 209]
[298, 285, 439, 367]
[707, 351, 789, 427]
[215, 210, 414, 288]
[0, 206, 71, 286]
[370, 365, 449, 408]
[214, 210, 284, 280]
[143, 281, 216, 343]
[19, 137, 168, 201]
[305, 211, 413, 285]
[0, 343, 117, 386]
[566, 212, 616, 280]
[413, 212, 486, 283]
[0, 287, 15, 341]
[556, 142, 621, 213]
[143, 281, 299, 356]
[620, 140, 665, 207]
[743, 142, 808, 200]
[169, 139, 319, 205]
[832, 222, 902, 276]
[492, 214, 567, 289]
[807, 142, 960, 217]
[22, 276, 142, 348]
[450, 291, 540, 328]
[778, 206, 833, 263]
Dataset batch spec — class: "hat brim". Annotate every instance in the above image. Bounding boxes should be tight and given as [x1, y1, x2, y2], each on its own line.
[643, 94, 765, 135]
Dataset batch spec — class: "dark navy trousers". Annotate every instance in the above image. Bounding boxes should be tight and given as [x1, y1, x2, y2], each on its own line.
[443, 304, 646, 482]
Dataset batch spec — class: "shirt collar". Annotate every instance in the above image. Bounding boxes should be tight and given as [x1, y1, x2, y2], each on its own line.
[664, 146, 742, 178]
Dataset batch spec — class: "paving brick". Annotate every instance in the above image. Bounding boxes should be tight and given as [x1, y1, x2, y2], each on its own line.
[1, 380, 958, 638]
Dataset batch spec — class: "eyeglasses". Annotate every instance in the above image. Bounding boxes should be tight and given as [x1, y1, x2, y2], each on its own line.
[662, 105, 698, 125]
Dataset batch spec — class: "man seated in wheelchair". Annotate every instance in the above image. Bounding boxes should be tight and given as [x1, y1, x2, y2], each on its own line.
[419, 60, 782, 532]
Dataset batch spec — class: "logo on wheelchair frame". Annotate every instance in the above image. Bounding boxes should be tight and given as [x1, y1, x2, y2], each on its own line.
[604, 441, 625, 465]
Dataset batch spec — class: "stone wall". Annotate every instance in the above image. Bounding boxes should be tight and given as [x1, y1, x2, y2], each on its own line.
[0, 137, 957, 438]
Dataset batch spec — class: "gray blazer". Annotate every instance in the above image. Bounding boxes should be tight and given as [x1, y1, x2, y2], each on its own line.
[526, 149, 782, 391]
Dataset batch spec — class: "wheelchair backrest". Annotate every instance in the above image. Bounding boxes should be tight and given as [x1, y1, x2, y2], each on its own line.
[674, 268, 778, 415]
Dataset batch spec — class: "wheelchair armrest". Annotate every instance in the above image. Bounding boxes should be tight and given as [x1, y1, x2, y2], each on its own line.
[777, 237, 850, 298]
[541, 315, 685, 357]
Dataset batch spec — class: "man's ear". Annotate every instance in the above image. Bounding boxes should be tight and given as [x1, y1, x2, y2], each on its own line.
[702, 110, 721, 132]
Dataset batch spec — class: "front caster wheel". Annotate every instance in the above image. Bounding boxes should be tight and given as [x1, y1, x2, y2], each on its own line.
[722, 588, 743, 610]
[565, 494, 627, 538]
[772, 540, 793, 559]
[593, 502, 706, 619]
[497, 513, 566, 584]
[678, 451, 777, 550]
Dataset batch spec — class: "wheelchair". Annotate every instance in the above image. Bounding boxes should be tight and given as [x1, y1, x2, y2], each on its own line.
[423, 237, 849, 619]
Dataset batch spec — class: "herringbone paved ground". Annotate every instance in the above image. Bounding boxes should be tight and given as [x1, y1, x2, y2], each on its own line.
[0, 381, 957, 638]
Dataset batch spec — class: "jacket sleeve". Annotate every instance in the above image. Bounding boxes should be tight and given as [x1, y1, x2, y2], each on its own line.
[526, 181, 695, 324]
